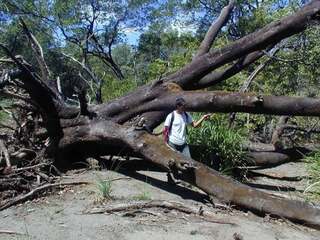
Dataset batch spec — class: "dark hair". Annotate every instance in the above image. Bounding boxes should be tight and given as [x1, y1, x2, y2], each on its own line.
[176, 97, 186, 107]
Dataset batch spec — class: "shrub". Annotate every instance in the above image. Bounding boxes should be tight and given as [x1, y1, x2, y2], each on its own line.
[304, 150, 320, 200]
[188, 113, 246, 174]
[101, 77, 137, 102]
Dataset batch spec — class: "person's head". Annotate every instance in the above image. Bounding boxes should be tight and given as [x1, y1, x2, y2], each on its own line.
[175, 97, 186, 112]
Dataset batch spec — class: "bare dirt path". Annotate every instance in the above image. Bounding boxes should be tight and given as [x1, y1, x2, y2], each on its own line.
[0, 168, 319, 240]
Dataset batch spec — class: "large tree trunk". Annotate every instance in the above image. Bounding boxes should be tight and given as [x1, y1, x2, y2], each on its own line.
[60, 121, 320, 228]
[2, 0, 320, 229]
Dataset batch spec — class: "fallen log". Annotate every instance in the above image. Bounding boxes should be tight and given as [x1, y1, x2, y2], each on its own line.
[245, 147, 311, 167]
[60, 121, 320, 229]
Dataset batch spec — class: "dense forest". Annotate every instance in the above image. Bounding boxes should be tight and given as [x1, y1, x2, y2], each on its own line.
[1, 0, 320, 230]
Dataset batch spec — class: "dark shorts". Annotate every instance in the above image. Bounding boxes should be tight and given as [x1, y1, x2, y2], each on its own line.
[167, 141, 191, 158]
[168, 141, 187, 152]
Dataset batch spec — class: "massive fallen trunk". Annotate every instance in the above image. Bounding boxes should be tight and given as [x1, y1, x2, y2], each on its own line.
[59, 121, 320, 228]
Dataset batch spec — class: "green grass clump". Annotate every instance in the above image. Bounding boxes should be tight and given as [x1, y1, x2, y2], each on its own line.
[188, 114, 246, 174]
[0, 99, 12, 122]
[304, 150, 320, 200]
[96, 178, 113, 200]
[132, 191, 151, 201]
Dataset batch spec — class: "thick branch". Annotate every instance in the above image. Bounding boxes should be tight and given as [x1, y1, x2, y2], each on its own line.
[194, 0, 235, 58]
[19, 18, 51, 83]
[190, 51, 265, 89]
[165, 0, 320, 87]
[114, 91, 320, 123]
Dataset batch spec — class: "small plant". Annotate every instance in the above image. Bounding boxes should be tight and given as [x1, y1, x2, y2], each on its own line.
[132, 190, 151, 201]
[304, 150, 320, 201]
[0, 99, 12, 122]
[96, 177, 113, 200]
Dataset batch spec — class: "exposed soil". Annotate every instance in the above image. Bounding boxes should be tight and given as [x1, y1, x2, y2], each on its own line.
[0, 161, 319, 240]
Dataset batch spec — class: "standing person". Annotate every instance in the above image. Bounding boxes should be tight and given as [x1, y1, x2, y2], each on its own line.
[163, 97, 211, 158]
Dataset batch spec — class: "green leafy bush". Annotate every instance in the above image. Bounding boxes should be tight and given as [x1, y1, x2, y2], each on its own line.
[188, 114, 246, 174]
[101, 77, 137, 102]
[304, 151, 320, 200]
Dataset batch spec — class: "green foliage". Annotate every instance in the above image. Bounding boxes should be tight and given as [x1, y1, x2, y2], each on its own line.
[101, 77, 137, 102]
[132, 190, 151, 201]
[188, 114, 246, 174]
[147, 58, 167, 80]
[96, 177, 113, 200]
[304, 150, 320, 201]
[0, 99, 12, 122]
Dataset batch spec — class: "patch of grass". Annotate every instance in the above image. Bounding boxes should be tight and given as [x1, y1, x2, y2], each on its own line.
[96, 177, 113, 201]
[188, 113, 246, 174]
[132, 190, 151, 201]
[304, 150, 320, 201]
[0, 98, 12, 122]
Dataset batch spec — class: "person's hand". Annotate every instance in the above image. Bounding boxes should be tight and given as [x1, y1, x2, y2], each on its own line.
[203, 114, 212, 120]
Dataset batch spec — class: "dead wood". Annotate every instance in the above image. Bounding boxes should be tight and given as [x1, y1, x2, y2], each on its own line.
[0, 230, 25, 235]
[245, 147, 310, 167]
[0, 139, 11, 168]
[271, 116, 290, 148]
[19, 18, 51, 83]
[247, 170, 305, 181]
[0, 181, 90, 211]
[85, 200, 236, 225]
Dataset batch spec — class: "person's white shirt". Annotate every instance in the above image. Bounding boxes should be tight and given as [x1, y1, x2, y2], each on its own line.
[164, 111, 193, 145]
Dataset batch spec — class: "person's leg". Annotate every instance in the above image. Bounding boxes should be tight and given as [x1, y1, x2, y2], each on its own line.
[181, 144, 191, 158]
[166, 141, 182, 184]
[167, 141, 179, 151]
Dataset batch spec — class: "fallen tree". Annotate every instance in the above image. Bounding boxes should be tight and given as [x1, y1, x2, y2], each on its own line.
[1, 0, 320, 229]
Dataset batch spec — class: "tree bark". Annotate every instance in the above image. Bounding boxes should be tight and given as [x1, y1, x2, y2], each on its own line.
[59, 121, 320, 228]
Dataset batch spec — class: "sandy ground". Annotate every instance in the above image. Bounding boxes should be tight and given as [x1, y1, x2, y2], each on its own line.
[0, 166, 319, 240]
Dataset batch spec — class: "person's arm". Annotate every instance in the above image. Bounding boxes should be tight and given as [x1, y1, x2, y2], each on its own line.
[163, 126, 169, 142]
[163, 113, 172, 142]
[191, 114, 211, 128]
